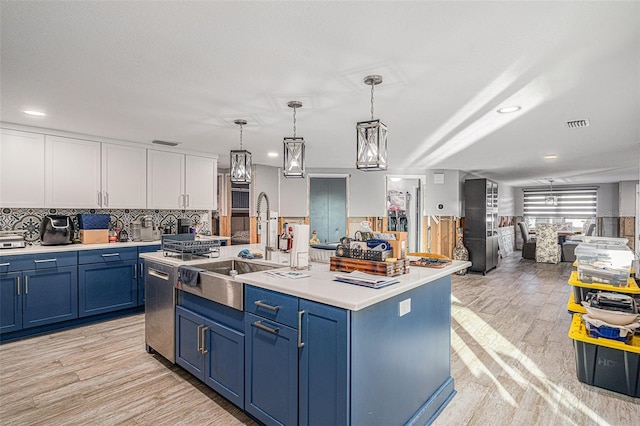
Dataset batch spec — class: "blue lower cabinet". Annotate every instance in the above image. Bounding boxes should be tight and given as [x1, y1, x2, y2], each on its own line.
[244, 312, 299, 426]
[22, 266, 78, 328]
[0, 272, 22, 333]
[299, 300, 350, 426]
[78, 261, 137, 317]
[176, 305, 245, 408]
[1, 266, 78, 333]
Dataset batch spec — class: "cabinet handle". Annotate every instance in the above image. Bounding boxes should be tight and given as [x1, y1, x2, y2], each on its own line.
[133, 264, 137, 279]
[24, 276, 28, 294]
[35, 259, 57, 263]
[201, 326, 208, 354]
[179, 194, 185, 208]
[98, 191, 102, 207]
[254, 300, 280, 312]
[0, 262, 10, 267]
[148, 269, 169, 280]
[253, 320, 279, 335]
[186, 194, 190, 207]
[104, 192, 109, 207]
[101, 253, 120, 257]
[139, 262, 144, 278]
[197, 325, 202, 353]
[16, 277, 20, 295]
[297, 310, 305, 348]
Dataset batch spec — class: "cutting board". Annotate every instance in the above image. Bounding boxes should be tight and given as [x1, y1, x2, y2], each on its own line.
[330, 257, 410, 276]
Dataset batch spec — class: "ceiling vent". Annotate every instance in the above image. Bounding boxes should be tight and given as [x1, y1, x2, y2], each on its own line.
[152, 139, 181, 146]
[566, 119, 590, 129]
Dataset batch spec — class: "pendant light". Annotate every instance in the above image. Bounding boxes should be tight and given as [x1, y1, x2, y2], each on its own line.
[283, 101, 305, 178]
[230, 119, 252, 184]
[545, 178, 558, 206]
[356, 74, 388, 171]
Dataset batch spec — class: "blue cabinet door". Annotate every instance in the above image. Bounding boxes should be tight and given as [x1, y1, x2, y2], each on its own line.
[78, 261, 137, 317]
[137, 259, 146, 306]
[22, 266, 78, 328]
[0, 272, 22, 333]
[245, 312, 298, 426]
[175, 306, 205, 379]
[299, 300, 350, 426]
[204, 319, 245, 408]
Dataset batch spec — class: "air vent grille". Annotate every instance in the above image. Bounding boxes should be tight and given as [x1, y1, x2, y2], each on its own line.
[566, 119, 590, 128]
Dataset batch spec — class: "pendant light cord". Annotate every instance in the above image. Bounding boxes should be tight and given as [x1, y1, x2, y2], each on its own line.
[370, 83, 375, 120]
[239, 122, 244, 150]
[293, 105, 297, 138]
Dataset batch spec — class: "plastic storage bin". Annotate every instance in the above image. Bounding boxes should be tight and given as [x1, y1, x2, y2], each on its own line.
[575, 241, 634, 287]
[568, 314, 640, 397]
[77, 213, 110, 230]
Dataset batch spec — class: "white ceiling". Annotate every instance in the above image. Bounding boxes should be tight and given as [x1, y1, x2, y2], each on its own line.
[1, 1, 638, 187]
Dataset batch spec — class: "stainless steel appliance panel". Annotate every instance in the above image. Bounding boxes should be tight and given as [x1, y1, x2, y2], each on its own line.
[145, 260, 177, 363]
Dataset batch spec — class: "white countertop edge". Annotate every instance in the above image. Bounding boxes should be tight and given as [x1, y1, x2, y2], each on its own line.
[0, 236, 230, 256]
[238, 261, 471, 311]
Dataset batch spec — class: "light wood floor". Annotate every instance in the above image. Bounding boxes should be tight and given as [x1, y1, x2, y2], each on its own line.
[1, 254, 638, 425]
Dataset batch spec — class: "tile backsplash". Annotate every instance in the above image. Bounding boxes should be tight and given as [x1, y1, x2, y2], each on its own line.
[0, 207, 211, 245]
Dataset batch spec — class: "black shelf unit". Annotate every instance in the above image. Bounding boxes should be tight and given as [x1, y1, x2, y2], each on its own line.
[464, 178, 499, 275]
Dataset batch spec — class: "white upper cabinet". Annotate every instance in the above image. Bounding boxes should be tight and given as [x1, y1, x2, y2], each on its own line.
[147, 150, 185, 209]
[185, 155, 216, 210]
[0, 129, 46, 207]
[101, 143, 147, 209]
[147, 150, 217, 210]
[45, 135, 101, 208]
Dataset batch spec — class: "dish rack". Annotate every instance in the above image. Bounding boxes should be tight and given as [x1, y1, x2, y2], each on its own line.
[162, 239, 221, 260]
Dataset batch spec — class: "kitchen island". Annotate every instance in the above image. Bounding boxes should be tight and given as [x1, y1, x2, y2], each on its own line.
[141, 244, 470, 426]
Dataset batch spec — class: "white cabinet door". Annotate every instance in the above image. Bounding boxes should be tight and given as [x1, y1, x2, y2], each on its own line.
[147, 150, 184, 209]
[0, 129, 46, 207]
[45, 136, 101, 208]
[101, 143, 147, 209]
[185, 155, 216, 210]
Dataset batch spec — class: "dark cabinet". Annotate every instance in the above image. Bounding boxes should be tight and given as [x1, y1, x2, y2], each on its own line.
[464, 178, 499, 274]
[78, 247, 137, 317]
[0, 252, 78, 334]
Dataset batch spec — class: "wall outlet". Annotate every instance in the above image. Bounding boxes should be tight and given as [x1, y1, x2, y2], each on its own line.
[399, 298, 411, 316]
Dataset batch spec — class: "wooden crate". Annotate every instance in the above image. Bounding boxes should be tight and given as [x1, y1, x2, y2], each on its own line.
[330, 256, 410, 276]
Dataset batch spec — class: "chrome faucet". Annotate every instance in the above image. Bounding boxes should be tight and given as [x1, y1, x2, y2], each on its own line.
[256, 191, 275, 260]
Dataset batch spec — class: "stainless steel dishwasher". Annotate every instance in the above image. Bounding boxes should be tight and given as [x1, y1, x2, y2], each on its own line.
[144, 259, 177, 363]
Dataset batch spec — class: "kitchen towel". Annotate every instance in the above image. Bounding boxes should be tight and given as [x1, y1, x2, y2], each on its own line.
[290, 224, 310, 269]
[177, 265, 204, 286]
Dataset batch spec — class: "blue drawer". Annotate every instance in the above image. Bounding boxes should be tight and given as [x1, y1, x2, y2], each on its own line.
[245, 285, 299, 328]
[138, 244, 161, 254]
[79, 247, 137, 264]
[0, 251, 77, 272]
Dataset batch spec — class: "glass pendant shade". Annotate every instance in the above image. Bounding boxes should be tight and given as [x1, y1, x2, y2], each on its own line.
[283, 137, 305, 178]
[230, 149, 252, 183]
[356, 119, 388, 171]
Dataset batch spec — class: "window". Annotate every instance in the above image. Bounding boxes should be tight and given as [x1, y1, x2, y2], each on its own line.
[523, 186, 597, 232]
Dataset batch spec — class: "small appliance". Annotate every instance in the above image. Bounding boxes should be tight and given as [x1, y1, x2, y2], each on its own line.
[40, 215, 74, 245]
[178, 218, 191, 234]
[0, 230, 26, 249]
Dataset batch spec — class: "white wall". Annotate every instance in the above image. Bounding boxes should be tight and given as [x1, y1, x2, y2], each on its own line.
[279, 171, 308, 217]
[424, 169, 461, 216]
[498, 183, 516, 216]
[252, 164, 280, 217]
[619, 180, 638, 216]
[597, 183, 619, 217]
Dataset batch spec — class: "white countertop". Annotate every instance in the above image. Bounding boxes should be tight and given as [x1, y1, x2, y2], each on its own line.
[140, 244, 471, 311]
[0, 235, 229, 256]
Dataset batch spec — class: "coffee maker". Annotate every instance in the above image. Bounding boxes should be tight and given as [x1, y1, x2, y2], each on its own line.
[178, 218, 191, 234]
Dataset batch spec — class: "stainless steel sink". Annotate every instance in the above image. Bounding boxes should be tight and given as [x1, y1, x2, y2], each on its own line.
[177, 259, 283, 310]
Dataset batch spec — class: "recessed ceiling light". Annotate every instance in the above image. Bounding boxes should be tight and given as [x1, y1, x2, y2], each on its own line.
[268, 152, 278, 157]
[23, 110, 46, 116]
[389, 177, 402, 182]
[497, 106, 521, 114]
[544, 154, 557, 160]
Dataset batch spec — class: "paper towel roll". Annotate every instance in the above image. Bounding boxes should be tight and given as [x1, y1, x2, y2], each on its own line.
[290, 224, 310, 268]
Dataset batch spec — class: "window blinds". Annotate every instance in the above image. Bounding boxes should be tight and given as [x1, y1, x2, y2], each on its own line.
[523, 186, 597, 218]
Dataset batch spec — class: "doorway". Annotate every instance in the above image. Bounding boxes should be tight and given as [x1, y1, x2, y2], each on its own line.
[386, 176, 422, 253]
[309, 176, 347, 244]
